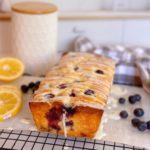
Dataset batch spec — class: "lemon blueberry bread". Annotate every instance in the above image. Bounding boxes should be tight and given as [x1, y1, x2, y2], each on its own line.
[29, 52, 115, 138]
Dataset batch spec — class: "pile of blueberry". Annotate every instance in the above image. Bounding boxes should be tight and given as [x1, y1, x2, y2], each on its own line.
[21, 81, 41, 94]
[119, 94, 150, 132]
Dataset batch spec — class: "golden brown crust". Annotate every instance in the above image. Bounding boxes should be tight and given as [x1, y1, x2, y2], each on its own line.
[29, 52, 115, 138]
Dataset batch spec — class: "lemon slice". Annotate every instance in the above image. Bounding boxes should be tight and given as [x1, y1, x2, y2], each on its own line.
[0, 85, 22, 98]
[0, 57, 24, 82]
[0, 91, 22, 122]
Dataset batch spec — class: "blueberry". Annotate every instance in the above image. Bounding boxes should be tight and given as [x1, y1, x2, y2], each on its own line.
[131, 118, 140, 127]
[70, 91, 76, 97]
[128, 95, 137, 104]
[32, 83, 40, 93]
[84, 89, 95, 95]
[128, 94, 141, 104]
[58, 84, 67, 89]
[119, 98, 126, 104]
[147, 121, 150, 130]
[28, 82, 35, 89]
[74, 67, 79, 71]
[134, 108, 144, 117]
[134, 94, 142, 102]
[35, 81, 41, 87]
[33, 87, 38, 93]
[137, 122, 147, 132]
[95, 70, 104, 74]
[21, 85, 29, 93]
[66, 120, 73, 126]
[33, 81, 41, 90]
[63, 107, 76, 117]
[46, 107, 63, 130]
[120, 110, 128, 119]
[32, 89, 35, 94]
[44, 94, 55, 99]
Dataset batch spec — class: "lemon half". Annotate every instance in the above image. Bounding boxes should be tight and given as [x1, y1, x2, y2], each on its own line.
[0, 86, 22, 122]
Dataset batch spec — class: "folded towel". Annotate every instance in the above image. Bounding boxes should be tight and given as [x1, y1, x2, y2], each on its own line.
[74, 36, 150, 86]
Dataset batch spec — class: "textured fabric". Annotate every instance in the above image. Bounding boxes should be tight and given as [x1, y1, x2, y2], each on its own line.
[74, 36, 150, 86]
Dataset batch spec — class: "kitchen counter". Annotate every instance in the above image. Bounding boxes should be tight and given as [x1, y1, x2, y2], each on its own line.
[0, 76, 149, 149]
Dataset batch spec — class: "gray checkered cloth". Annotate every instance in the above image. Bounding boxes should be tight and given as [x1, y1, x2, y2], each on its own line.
[73, 36, 150, 86]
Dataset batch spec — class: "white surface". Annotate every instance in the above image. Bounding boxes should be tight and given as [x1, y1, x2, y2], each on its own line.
[1, 0, 150, 12]
[129, 0, 149, 11]
[104, 85, 150, 149]
[58, 20, 123, 51]
[51, 0, 103, 12]
[0, 76, 150, 149]
[123, 20, 150, 47]
[1, 19, 150, 53]
[112, 0, 130, 11]
[112, 0, 149, 11]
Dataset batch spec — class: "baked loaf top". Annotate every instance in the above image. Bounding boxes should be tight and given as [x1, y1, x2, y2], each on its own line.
[32, 52, 115, 109]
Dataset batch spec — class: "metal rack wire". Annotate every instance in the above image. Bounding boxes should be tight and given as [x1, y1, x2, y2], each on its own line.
[0, 129, 145, 150]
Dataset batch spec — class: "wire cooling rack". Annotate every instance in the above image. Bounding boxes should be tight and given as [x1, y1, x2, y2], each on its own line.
[0, 129, 146, 150]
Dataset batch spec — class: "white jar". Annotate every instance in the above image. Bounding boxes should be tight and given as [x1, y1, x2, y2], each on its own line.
[11, 2, 58, 75]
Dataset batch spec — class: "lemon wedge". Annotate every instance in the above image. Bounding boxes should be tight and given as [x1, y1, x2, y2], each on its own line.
[0, 87, 22, 122]
[0, 57, 24, 82]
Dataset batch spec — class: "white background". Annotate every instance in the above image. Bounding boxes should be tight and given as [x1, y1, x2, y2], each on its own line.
[1, 0, 150, 12]
[1, 19, 150, 54]
[1, 0, 150, 54]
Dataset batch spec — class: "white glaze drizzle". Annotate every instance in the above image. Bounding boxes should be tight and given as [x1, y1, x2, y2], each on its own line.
[62, 113, 67, 137]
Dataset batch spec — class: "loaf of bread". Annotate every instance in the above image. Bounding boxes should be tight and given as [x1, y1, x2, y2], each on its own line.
[29, 52, 115, 138]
